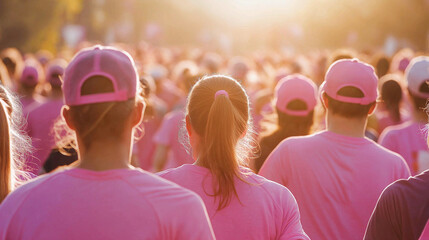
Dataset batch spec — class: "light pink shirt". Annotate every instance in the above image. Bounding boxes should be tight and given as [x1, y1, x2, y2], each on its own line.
[26, 98, 63, 174]
[260, 130, 410, 240]
[375, 108, 410, 134]
[153, 110, 194, 170]
[0, 167, 215, 240]
[158, 164, 309, 240]
[379, 121, 428, 175]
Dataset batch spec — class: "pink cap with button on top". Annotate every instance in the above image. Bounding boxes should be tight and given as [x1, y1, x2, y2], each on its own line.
[275, 74, 317, 116]
[63, 45, 138, 106]
[322, 58, 378, 105]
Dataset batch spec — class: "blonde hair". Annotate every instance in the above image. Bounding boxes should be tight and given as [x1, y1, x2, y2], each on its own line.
[187, 75, 255, 210]
[0, 86, 31, 202]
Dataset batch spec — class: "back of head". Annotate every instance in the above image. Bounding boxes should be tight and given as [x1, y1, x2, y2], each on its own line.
[322, 59, 378, 119]
[265, 74, 317, 139]
[1, 48, 23, 81]
[380, 78, 402, 122]
[372, 54, 390, 78]
[187, 75, 251, 210]
[20, 64, 40, 89]
[405, 56, 429, 110]
[46, 58, 67, 90]
[58, 45, 141, 152]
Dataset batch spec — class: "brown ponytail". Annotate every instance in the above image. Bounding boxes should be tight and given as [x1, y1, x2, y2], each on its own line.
[0, 98, 12, 202]
[0, 86, 31, 203]
[187, 75, 252, 210]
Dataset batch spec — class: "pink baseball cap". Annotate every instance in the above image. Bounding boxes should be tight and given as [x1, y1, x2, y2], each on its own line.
[20, 65, 39, 86]
[275, 74, 317, 116]
[46, 59, 67, 87]
[63, 45, 138, 106]
[405, 56, 429, 99]
[322, 58, 378, 105]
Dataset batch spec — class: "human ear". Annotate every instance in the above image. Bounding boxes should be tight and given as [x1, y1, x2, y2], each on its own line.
[62, 105, 76, 131]
[131, 101, 145, 127]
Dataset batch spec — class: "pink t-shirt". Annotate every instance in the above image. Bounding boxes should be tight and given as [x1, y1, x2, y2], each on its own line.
[133, 95, 168, 171]
[134, 119, 161, 171]
[158, 164, 309, 240]
[260, 130, 410, 240]
[0, 167, 215, 240]
[20, 96, 43, 116]
[26, 98, 63, 174]
[379, 121, 428, 175]
[375, 108, 410, 134]
[153, 110, 194, 170]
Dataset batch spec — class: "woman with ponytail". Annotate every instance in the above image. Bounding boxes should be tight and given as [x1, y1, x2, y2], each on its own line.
[158, 75, 309, 240]
[0, 85, 31, 203]
[254, 74, 317, 173]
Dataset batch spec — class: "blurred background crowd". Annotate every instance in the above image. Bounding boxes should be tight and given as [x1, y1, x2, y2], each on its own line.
[0, 0, 429, 175]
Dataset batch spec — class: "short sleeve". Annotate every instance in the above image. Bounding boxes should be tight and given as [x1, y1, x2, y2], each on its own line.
[279, 189, 309, 240]
[259, 141, 289, 186]
[160, 192, 215, 240]
[397, 156, 411, 180]
[364, 184, 402, 240]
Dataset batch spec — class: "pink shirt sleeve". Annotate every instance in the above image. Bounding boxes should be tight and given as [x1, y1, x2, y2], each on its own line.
[279, 189, 310, 240]
[259, 141, 289, 186]
[158, 191, 216, 240]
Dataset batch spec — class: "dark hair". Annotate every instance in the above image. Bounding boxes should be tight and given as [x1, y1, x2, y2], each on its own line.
[255, 100, 314, 172]
[187, 75, 253, 210]
[409, 91, 429, 111]
[55, 76, 141, 151]
[325, 86, 374, 118]
[381, 80, 402, 122]
[375, 56, 390, 78]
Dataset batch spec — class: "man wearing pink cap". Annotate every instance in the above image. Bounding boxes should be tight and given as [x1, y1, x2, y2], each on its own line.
[254, 74, 317, 172]
[260, 59, 410, 240]
[0, 46, 215, 240]
[18, 64, 43, 113]
[379, 56, 429, 175]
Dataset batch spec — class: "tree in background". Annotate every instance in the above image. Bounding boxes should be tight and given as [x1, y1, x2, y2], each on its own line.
[0, 0, 82, 53]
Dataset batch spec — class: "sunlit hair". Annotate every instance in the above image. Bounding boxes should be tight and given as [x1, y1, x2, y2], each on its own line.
[54, 76, 144, 154]
[0, 61, 12, 88]
[187, 75, 255, 210]
[0, 86, 31, 203]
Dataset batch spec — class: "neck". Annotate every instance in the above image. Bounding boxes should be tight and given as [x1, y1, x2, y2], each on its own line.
[76, 136, 132, 171]
[326, 111, 367, 138]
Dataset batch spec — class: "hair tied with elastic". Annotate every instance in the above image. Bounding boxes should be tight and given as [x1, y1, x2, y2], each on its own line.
[215, 90, 229, 99]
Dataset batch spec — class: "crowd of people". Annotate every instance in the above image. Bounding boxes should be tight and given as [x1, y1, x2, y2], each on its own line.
[0, 42, 428, 239]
